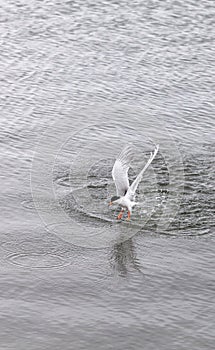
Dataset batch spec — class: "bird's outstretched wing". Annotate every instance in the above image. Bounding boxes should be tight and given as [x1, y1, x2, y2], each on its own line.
[126, 144, 159, 199]
[112, 145, 133, 196]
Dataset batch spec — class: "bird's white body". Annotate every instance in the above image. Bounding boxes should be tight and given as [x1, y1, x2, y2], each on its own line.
[110, 144, 159, 219]
[112, 195, 136, 214]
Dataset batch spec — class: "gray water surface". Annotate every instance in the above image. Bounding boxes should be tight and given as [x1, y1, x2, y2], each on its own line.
[0, 0, 215, 349]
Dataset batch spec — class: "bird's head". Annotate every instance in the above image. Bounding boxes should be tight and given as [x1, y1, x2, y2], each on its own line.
[109, 196, 121, 206]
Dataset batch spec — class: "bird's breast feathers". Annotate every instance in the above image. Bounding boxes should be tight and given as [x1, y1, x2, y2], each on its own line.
[118, 196, 136, 210]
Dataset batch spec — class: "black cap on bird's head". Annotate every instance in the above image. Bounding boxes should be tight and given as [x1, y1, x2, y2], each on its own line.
[109, 195, 120, 206]
[111, 196, 120, 202]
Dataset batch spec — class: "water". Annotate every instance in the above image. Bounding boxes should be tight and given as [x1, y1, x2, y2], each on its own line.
[0, 0, 214, 349]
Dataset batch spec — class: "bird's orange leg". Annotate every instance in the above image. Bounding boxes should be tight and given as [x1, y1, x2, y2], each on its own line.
[126, 211, 131, 221]
[117, 209, 124, 220]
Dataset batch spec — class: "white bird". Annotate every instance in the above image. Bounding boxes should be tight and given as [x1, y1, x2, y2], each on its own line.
[109, 144, 159, 220]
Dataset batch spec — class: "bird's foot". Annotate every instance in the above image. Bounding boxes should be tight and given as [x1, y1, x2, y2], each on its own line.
[117, 211, 124, 220]
[126, 211, 131, 221]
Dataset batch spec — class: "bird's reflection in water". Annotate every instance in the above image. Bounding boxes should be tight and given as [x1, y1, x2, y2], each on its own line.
[109, 238, 141, 277]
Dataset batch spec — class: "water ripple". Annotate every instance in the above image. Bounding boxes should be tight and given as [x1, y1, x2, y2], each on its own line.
[6, 253, 71, 269]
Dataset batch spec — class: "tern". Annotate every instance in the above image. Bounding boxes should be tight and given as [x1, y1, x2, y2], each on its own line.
[109, 144, 159, 220]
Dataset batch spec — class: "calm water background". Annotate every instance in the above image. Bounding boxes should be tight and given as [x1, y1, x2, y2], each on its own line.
[0, 0, 215, 349]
